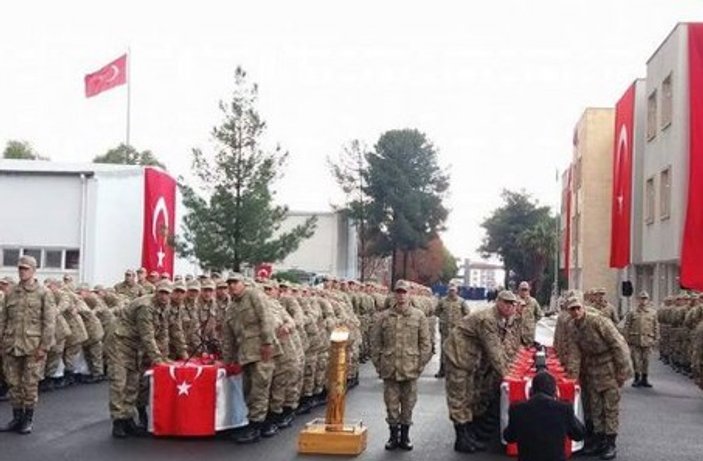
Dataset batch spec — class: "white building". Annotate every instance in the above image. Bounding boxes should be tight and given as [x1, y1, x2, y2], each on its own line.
[464, 259, 504, 289]
[0, 160, 192, 285]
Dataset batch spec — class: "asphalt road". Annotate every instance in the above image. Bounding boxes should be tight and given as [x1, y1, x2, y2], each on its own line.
[1, 350, 702, 461]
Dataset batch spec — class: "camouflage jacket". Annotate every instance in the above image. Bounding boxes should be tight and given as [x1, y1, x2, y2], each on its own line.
[114, 281, 144, 301]
[221, 287, 276, 365]
[112, 294, 177, 364]
[279, 294, 309, 351]
[0, 280, 56, 356]
[435, 295, 469, 336]
[371, 302, 431, 381]
[623, 304, 660, 348]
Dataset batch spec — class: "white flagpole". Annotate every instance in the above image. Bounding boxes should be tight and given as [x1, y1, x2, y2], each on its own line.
[126, 47, 131, 147]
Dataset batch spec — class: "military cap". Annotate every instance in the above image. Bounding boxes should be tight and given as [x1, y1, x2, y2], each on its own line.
[216, 279, 228, 289]
[497, 290, 518, 303]
[278, 280, 291, 288]
[18, 255, 37, 270]
[155, 280, 173, 293]
[76, 283, 91, 291]
[594, 287, 606, 295]
[63, 273, 74, 281]
[448, 284, 458, 291]
[211, 272, 222, 280]
[93, 284, 105, 292]
[566, 295, 584, 309]
[160, 272, 170, 280]
[44, 277, 59, 285]
[172, 280, 187, 292]
[185, 274, 194, 281]
[394, 280, 410, 292]
[186, 280, 201, 291]
[125, 269, 136, 276]
[518, 281, 530, 290]
[201, 278, 216, 290]
[174, 275, 184, 282]
[198, 274, 208, 281]
[226, 272, 244, 282]
[638, 290, 650, 299]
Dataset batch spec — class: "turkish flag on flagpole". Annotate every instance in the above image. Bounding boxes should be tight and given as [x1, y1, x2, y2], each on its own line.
[609, 84, 636, 268]
[142, 167, 176, 275]
[681, 24, 703, 290]
[84, 54, 127, 98]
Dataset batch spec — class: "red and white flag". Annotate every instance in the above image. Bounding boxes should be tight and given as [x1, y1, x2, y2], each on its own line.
[681, 24, 703, 290]
[84, 54, 127, 98]
[609, 83, 636, 268]
[151, 364, 218, 436]
[142, 167, 176, 275]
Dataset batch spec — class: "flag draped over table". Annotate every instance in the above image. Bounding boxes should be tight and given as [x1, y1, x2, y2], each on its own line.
[84, 54, 127, 98]
[152, 364, 218, 436]
[681, 24, 703, 290]
[609, 83, 635, 268]
[142, 167, 176, 275]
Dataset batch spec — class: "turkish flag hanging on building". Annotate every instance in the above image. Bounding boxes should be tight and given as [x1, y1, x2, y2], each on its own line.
[563, 167, 572, 281]
[84, 54, 127, 98]
[151, 364, 218, 436]
[142, 167, 176, 275]
[609, 83, 636, 268]
[681, 24, 703, 290]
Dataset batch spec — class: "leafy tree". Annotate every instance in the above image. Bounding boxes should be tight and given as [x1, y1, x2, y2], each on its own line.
[402, 237, 457, 285]
[178, 66, 317, 272]
[2, 140, 48, 160]
[364, 129, 449, 283]
[93, 143, 166, 169]
[328, 139, 372, 281]
[479, 189, 557, 303]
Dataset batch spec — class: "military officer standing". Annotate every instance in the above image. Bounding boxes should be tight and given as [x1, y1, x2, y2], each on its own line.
[434, 284, 469, 378]
[0, 256, 56, 434]
[114, 269, 145, 301]
[622, 291, 660, 388]
[371, 280, 431, 451]
[517, 281, 542, 343]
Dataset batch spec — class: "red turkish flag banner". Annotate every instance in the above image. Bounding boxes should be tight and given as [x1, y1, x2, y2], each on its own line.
[84, 54, 127, 98]
[681, 24, 703, 290]
[564, 167, 572, 281]
[142, 167, 176, 275]
[152, 364, 218, 436]
[609, 83, 636, 268]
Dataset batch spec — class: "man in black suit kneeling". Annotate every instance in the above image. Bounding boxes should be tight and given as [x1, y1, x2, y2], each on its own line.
[503, 371, 585, 461]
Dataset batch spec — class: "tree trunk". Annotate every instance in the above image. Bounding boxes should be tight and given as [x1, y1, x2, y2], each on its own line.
[391, 247, 397, 286]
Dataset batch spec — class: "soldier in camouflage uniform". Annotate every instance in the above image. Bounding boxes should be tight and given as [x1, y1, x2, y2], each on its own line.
[517, 281, 542, 343]
[371, 280, 431, 451]
[114, 269, 145, 301]
[136, 268, 155, 295]
[565, 294, 631, 460]
[191, 278, 218, 356]
[434, 284, 469, 378]
[42, 279, 73, 390]
[74, 285, 105, 383]
[222, 272, 277, 444]
[0, 256, 56, 434]
[79, 284, 117, 381]
[593, 288, 619, 325]
[443, 290, 519, 453]
[0, 278, 6, 401]
[684, 294, 703, 383]
[657, 296, 674, 365]
[670, 294, 691, 373]
[622, 291, 659, 388]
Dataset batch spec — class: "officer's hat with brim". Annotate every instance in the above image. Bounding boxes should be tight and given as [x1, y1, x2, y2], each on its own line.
[156, 280, 173, 294]
[497, 290, 518, 303]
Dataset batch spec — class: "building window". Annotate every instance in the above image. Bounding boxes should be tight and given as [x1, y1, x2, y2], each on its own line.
[65, 250, 80, 270]
[45, 250, 63, 269]
[2, 249, 20, 267]
[647, 90, 658, 141]
[574, 158, 582, 189]
[22, 248, 42, 268]
[660, 167, 671, 220]
[646, 177, 656, 224]
[661, 74, 673, 129]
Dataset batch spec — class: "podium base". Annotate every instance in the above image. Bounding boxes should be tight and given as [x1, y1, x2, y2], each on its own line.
[298, 419, 367, 455]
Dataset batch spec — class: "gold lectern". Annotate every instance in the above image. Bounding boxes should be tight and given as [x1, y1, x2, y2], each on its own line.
[297, 328, 368, 455]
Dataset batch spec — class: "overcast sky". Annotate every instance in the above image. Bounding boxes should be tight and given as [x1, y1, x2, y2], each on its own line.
[1, 1, 701, 260]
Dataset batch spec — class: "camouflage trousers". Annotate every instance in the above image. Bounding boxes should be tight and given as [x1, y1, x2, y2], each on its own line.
[2, 354, 45, 408]
[284, 355, 304, 409]
[314, 350, 329, 394]
[659, 325, 671, 359]
[269, 353, 296, 414]
[588, 386, 620, 435]
[346, 340, 360, 380]
[444, 361, 477, 424]
[302, 351, 319, 397]
[63, 342, 83, 372]
[630, 346, 652, 375]
[105, 337, 141, 420]
[692, 326, 703, 386]
[428, 317, 437, 354]
[383, 379, 418, 425]
[243, 360, 275, 423]
[45, 338, 66, 378]
[84, 340, 104, 377]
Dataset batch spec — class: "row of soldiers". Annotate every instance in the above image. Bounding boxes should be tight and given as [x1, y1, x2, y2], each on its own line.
[657, 291, 703, 390]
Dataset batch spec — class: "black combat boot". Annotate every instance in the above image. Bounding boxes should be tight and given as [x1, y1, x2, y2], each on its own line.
[51, 376, 66, 389]
[112, 419, 128, 438]
[631, 373, 641, 387]
[295, 396, 313, 415]
[582, 432, 604, 456]
[38, 379, 54, 393]
[473, 415, 496, 441]
[453, 423, 475, 453]
[600, 434, 617, 460]
[124, 418, 148, 437]
[17, 408, 33, 434]
[0, 408, 24, 432]
[271, 410, 290, 430]
[465, 422, 486, 451]
[434, 362, 445, 378]
[260, 414, 279, 438]
[137, 406, 148, 429]
[277, 407, 294, 429]
[640, 374, 653, 388]
[385, 424, 400, 450]
[231, 422, 262, 444]
[0, 382, 8, 401]
[399, 424, 413, 451]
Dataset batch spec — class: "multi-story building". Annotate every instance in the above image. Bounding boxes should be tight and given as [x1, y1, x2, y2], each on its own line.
[561, 108, 619, 304]
[464, 259, 504, 290]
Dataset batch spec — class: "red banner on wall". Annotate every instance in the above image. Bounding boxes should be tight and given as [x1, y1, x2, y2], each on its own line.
[142, 167, 176, 275]
[609, 83, 636, 268]
[681, 24, 703, 290]
[564, 167, 572, 281]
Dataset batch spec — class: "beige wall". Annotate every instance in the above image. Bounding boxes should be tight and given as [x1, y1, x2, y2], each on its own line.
[569, 108, 619, 303]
